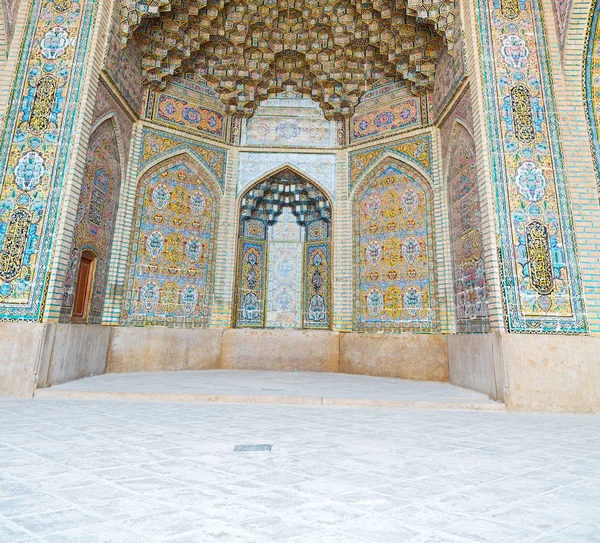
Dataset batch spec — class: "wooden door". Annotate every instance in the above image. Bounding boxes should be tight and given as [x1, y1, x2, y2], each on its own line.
[72, 251, 95, 320]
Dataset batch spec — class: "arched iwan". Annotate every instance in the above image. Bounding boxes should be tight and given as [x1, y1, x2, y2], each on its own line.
[233, 167, 332, 330]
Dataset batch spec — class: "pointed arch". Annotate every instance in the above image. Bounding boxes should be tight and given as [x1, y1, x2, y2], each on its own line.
[121, 153, 220, 327]
[237, 164, 334, 208]
[445, 120, 490, 333]
[90, 112, 127, 176]
[233, 166, 333, 330]
[59, 117, 123, 324]
[351, 154, 439, 333]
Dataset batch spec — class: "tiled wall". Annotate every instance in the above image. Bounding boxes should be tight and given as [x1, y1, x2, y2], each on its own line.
[2, 0, 598, 340]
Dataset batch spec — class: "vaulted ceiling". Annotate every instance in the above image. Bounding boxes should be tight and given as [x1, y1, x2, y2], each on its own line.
[120, 0, 456, 119]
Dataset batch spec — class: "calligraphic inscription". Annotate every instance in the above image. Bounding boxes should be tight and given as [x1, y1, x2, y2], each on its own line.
[0, 209, 31, 281]
[501, 0, 520, 19]
[511, 85, 535, 143]
[526, 221, 554, 295]
[28, 76, 57, 134]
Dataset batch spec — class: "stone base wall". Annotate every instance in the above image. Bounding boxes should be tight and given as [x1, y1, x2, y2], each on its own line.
[0, 322, 49, 397]
[2, 323, 600, 413]
[340, 333, 448, 381]
[37, 324, 112, 388]
[107, 327, 223, 373]
[448, 333, 600, 413]
[447, 334, 505, 401]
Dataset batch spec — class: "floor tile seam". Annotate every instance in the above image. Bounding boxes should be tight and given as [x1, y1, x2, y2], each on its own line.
[471, 512, 579, 539]
[0, 513, 41, 540]
[467, 513, 548, 534]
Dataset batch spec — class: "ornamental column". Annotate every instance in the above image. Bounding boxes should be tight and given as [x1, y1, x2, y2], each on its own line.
[0, 0, 110, 322]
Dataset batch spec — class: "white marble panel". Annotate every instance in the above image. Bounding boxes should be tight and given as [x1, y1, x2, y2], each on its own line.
[238, 152, 337, 199]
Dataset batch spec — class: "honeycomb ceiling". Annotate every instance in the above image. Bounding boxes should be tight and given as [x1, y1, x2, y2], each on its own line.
[120, 0, 456, 118]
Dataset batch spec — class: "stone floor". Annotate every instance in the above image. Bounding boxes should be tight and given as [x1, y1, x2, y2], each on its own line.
[35, 371, 502, 410]
[0, 390, 599, 542]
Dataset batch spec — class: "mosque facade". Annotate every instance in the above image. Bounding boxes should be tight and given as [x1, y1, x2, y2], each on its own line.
[0, 0, 599, 411]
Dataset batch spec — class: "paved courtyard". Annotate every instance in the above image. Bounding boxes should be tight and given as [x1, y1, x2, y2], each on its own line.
[1, 376, 599, 542]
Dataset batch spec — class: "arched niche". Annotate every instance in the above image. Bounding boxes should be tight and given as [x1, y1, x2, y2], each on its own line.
[60, 118, 122, 324]
[446, 120, 490, 333]
[352, 156, 439, 332]
[122, 154, 220, 327]
[234, 167, 332, 330]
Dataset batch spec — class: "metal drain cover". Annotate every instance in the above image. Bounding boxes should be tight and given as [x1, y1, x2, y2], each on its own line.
[233, 444, 273, 452]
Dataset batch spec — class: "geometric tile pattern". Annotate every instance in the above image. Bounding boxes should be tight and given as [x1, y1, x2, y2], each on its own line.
[353, 157, 439, 332]
[476, 0, 587, 333]
[0, 395, 598, 541]
[0, 0, 97, 321]
[121, 155, 220, 327]
[119, 0, 458, 118]
[104, 0, 144, 115]
[430, 24, 466, 121]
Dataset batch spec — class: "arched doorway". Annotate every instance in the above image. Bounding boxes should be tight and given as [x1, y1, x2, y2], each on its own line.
[352, 156, 439, 332]
[234, 168, 332, 329]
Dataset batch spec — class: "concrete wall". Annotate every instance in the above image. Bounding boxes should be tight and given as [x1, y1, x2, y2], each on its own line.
[107, 327, 223, 373]
[341, 333, 448, 381]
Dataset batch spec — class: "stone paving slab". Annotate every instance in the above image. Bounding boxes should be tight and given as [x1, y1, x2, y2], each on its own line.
[0, 399, 599, 542]
[35, 370, 504, 410]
